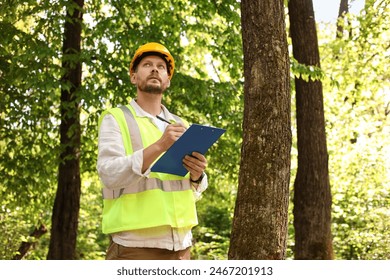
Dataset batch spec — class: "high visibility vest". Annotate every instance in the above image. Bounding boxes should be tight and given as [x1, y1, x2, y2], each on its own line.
[99, 104, 198, 234]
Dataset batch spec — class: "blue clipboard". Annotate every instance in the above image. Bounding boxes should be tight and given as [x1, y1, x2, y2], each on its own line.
[151, 124, 226, 176]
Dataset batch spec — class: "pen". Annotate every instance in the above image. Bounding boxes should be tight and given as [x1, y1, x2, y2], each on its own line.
[156, 115, 172, 125]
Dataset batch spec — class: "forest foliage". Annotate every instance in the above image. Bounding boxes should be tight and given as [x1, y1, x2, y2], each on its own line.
[0, 0, 389, 259]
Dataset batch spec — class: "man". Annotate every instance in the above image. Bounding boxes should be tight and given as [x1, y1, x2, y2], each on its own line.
[97, 42, 208, 260]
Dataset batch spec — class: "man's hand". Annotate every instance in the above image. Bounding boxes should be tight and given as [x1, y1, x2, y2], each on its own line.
[142, 123, 186, 173]
[183, 152, 207, 182]
[157, 123, 186, 151]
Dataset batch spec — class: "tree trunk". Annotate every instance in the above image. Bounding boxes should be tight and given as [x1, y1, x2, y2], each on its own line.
[288, 0, 334, 260]
[336, 0, 350, 38]
[228, 0, 291, 260]
[47, 0, 84, 260]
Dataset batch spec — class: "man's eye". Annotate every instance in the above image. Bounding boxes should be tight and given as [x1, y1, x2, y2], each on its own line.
[158, 65, 166, 70]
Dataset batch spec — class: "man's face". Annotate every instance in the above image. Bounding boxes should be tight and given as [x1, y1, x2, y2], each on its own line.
[131, 55, 170, 94]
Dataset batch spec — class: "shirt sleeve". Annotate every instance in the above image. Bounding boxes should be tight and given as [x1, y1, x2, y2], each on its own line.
[97, 114, 148, 190]
[191, 173, 208, 201]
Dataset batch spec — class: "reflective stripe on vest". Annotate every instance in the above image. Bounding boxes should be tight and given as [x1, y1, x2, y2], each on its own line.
[100, 104, 197, 234]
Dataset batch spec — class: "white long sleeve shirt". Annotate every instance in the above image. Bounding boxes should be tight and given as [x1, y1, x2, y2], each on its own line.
[97, 100, 207, 251]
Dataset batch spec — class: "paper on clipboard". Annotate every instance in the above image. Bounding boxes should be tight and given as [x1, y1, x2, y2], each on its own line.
[151, 124, 226, 176]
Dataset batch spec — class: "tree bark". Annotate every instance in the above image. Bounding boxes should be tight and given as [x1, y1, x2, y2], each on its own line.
[47, 0, 84, 259]
[288, 0, 334, 260]
[228, 0, 291, 260]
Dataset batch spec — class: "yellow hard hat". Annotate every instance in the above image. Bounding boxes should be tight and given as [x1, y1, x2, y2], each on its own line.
[129, 42, 175, 79]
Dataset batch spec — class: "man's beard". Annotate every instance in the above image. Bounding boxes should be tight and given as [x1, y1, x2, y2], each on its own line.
[142, 84, 163, 94]
[138, 80, 167, 94]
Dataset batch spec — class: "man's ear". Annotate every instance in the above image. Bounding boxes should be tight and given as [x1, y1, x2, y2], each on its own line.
[130, 73, 137, 85]
[167, 80, 171, 88]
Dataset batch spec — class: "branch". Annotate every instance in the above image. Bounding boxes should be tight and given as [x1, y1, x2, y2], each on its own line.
[12, 224, 48, 260]
[111, 1, 132, 31]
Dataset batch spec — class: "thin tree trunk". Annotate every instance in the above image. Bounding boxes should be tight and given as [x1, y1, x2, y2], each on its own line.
[288, 0, 334, 260]
[228, 0, 291, 260]
[47, 0, 84, 260]
[337, 0, 350, 38]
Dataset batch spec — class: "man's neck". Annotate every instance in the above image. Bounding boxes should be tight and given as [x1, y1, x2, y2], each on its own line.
[135, 92, 163, 116]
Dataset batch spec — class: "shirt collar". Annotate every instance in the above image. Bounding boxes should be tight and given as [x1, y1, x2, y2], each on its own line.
[130, 98, 177, 123]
